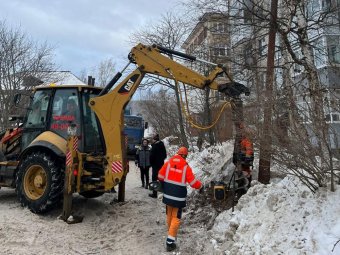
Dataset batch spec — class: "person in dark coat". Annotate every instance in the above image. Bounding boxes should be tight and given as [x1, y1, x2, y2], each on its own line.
[149, 134, 167, 198]
[135, 138, 151, 189]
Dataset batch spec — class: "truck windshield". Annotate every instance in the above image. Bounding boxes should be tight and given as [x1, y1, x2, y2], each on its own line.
[125, 116, 143, 129]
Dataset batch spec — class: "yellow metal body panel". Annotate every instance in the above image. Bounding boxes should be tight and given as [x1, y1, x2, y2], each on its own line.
[32, 131, 67, 153]
[90, 69, 144, 189]
[0, 161, 18, 166]
[131, 44, 229, 90]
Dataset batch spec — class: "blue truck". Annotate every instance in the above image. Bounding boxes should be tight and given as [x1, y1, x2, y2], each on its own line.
[124, 108, 148, 155]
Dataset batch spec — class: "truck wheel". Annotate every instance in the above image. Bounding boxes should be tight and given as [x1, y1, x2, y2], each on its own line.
[79, 190, 104, 199]
[16, 151, 64, 213]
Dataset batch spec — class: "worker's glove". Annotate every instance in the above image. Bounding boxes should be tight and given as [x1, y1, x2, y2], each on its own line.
[199, 186, 204, 194]
[135, 160, 138, 166]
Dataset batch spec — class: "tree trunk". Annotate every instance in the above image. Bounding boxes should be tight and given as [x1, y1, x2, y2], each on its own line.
[258, 0, 278, 184]
[205, 87, 215, 145]
[174, 83, 189, 148]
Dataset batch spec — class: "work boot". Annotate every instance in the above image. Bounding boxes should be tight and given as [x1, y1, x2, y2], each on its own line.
[145, 183, 149, 189]
[141, 183, 145, 188]
[148, 193, 157, 198]
[166, 242, 176, 252]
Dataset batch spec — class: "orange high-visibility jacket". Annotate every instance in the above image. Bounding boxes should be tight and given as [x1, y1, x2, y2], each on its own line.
[158, 154, 202, 208]
[241, 137, 254, 158]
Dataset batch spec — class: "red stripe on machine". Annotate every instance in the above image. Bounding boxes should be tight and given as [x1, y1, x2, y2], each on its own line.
[111, 161, 123, 173]
[73, 136, 78, 151]
[66, 151, 72, 166]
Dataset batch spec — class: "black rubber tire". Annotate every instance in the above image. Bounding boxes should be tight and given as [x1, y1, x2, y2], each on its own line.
[79, 190, 104, 199]
[16, 151, 64, 213]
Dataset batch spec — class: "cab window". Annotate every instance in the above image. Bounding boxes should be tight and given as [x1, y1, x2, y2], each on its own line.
[50, 89, 80, 138]
[25, 90, 51, 128]
[82, 90, 104, 153]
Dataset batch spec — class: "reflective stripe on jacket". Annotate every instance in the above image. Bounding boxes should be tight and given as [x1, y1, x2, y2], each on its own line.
[158, 154, 202, 208]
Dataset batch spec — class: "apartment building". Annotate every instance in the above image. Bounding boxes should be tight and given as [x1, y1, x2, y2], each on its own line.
[230, 0, 340, 147]
[182, 12, 233, 141]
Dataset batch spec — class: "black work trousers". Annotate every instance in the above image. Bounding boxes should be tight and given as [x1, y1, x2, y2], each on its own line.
[140, 166, 150, 186]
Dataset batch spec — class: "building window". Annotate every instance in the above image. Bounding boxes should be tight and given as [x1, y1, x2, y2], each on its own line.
[211, 22, 227, 33]
[197, 30, 206, 45]
[244, 44, 254, 66]
[322, 0, 337, 10]
[258, 37, 266, 56]
[332, 114, 339, 121]
[258, 72, 266, 91]
[329, 45, 340, 64]
[325, 114, 331, 121]
[212, 46, 226, 57]
[307, 0, 321, 17]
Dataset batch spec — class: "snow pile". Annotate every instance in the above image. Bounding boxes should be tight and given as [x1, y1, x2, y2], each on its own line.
[174, 140, 339, 254]
[159, 139, 339, 255]
[187, 140, 235, 184]
[210, 177, 340, 255]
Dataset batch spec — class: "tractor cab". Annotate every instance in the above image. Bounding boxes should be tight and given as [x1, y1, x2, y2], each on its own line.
[2, 85, 105, 161]
[23, 85, 104, 153]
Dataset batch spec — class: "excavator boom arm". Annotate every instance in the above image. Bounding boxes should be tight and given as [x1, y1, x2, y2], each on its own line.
[130, 44, 229, 90]
[89, 43, 231, 190]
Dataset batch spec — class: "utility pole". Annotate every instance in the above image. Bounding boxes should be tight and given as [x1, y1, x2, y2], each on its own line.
[258, 0, 278, 184]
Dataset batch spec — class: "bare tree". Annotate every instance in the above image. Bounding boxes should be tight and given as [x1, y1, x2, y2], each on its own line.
[179, 0, 340, 191]
[78, 68, 88, 84]
[78, 57, 116, 87]
[139, 89, 181, 138]
[129, 12, 191, 148]
[239, 0, 340, 191]
[94, 57, 116, 87]
[0, 21, 55, 130]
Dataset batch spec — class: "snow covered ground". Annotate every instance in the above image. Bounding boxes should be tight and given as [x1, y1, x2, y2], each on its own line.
[0, 163, 174, 255]
[210, 177, 340, 255]
[0, 141, 339, 254]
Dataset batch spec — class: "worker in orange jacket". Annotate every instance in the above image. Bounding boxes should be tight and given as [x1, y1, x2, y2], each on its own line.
[240, 135, 254, 179]
[232, 124, 254, 192]
[158, 147, 202, 252]
[239, 126, 254, 190]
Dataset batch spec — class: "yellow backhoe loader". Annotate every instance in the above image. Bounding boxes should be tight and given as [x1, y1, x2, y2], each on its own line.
[0, 44, 249, 222]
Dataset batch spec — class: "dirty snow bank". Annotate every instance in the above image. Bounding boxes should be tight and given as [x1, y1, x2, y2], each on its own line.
[187, 141, 235, 184]
[210, 177, 340, 255]
[173, 140, 340, 255]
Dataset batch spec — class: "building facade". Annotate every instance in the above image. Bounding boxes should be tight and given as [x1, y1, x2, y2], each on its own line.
[182, 12, 233, 141]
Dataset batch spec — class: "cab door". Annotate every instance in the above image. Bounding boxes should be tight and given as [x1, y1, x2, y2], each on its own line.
[21, 89, 52, 150]
[48, 88, 81, 141]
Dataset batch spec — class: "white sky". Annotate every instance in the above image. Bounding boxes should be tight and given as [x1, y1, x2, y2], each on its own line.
[1, 0, 184, 76]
